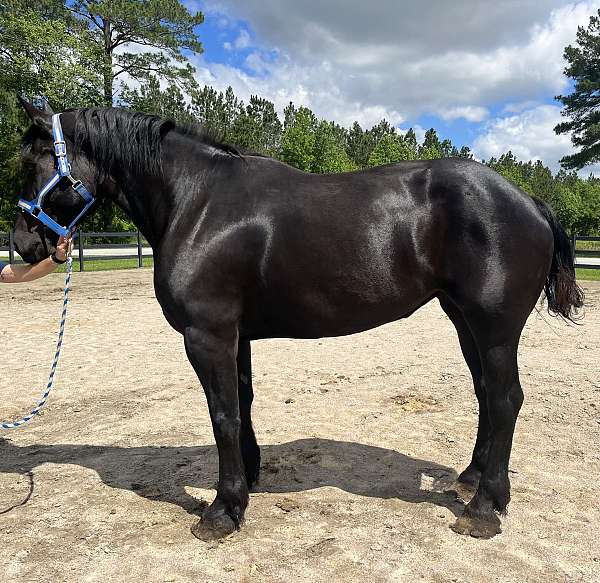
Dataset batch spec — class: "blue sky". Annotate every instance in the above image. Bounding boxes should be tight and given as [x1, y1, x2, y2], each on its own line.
[182, 1, 600, 172]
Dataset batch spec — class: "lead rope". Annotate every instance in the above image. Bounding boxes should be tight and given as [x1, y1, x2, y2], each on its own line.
[1, 252, 73, 429]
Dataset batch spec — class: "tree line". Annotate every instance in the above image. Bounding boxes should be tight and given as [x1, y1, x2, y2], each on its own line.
[1, 0, 599, 235]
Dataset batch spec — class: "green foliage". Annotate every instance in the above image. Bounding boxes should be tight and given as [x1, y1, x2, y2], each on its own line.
[280, 106, 317, 171]
[419, 128, 445, 159]
[367, 134, 412, 167]
[232, 96, 282, 155]
[190, 85, 242, 143]
[555, 10, 600, 169]
[0, 1, 103, 229]
[312, 121, 356, 173]
[0, 4, 597, 237]
[68, 0, 204, 105]
[0, 98, 22, 231]
[345, 122, 370, 168]
[0, 1, 102, 109]
[120, 76, 195, 125]
[486, 152, 600, 235]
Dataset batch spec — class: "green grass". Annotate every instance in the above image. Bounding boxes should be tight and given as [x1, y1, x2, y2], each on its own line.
[55, 257, 154, 272]
[575, 240, 600, 252]
[11, 255, 600, 280]
[576, 268, 600, 281]
[70, 260, 599, 280]
[58, 259, 600, 280]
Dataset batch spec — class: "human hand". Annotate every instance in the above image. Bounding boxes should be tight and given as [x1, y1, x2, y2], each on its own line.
[54, 235, 73, 262]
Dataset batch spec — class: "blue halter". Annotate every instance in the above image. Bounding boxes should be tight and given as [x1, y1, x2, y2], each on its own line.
[17, 113, 95, 238]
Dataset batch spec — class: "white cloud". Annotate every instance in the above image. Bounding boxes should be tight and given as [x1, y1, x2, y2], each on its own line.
[202, 1, 600, 123]
[234, 29, 252, 50]
[502, 100, 542, 113]
[190, 54, 405, 128]
[472, 104, 600, 175]
[192, 1, 600, 175]
[438, 106, 489, 123]
[473, 105, 569, 165]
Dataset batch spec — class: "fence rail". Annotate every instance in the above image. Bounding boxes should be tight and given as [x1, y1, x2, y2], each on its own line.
[572, 235, 600, 270]
[1, 231, 599, 271]
[0, 230, 151, 272]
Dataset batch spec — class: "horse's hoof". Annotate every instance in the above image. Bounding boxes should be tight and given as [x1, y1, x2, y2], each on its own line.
[191, 514, 237, 541]
[446, 480, 478, 503]
[450, 514, 502, 539]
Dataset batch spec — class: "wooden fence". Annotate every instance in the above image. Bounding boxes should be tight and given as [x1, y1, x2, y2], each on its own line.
[1, 231, 599, 271]
[571, 236, 600, 270]
[0, 230, 151, 272]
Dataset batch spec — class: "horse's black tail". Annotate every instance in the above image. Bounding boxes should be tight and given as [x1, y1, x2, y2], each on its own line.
[532, 197, 584, 322]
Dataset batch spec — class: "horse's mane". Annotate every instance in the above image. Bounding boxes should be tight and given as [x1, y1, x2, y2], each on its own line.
[71, 107, 244, 178]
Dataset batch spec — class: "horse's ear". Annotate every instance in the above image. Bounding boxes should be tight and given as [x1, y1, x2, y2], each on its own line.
[18, 96, 52, 136]
[41, 101, 55, 116]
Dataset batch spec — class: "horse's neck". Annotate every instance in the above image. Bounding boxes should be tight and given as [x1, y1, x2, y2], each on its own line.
[107, 134, 213, 250]
[110, 173, 171, 250]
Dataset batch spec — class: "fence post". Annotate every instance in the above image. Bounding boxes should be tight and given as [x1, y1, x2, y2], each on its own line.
[137, 230, 143, 268]
[571, 234, 577, 254]
[8, 229, 15, 264]
[78, 230, 84, 272]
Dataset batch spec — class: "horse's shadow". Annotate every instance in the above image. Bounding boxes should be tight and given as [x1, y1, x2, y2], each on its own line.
[0, 438, 462, 517]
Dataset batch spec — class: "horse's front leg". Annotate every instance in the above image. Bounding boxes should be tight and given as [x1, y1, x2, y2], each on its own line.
[184, 326, 248, 541]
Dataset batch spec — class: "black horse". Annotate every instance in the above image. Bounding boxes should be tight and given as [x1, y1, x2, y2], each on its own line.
[12, 101, 583, 540]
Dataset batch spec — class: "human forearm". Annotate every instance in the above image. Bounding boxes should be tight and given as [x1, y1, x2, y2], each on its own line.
[0, 257, 59, 283]
[0, 236, 71, 284]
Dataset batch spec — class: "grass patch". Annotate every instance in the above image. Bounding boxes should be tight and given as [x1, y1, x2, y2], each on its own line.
[58, 260, 598, 279]
[575, 240, 600, 252]
[10, 255, 600, 279]
[576, 268, 600, 281]
[55, 257, 154, 272]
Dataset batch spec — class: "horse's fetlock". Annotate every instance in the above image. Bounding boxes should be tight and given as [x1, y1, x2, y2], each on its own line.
[480, 475, 510, 513]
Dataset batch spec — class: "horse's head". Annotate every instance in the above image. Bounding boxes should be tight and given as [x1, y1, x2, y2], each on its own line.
[13, 100, 99, 264]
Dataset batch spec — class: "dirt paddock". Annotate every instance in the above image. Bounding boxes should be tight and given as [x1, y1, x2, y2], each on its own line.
[0, 270, 598, 582]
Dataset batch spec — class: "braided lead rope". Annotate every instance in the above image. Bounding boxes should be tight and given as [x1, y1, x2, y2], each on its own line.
[1, 253, 73, 429]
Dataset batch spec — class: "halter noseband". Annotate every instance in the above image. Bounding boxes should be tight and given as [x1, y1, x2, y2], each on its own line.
[17, 113, 95, 238]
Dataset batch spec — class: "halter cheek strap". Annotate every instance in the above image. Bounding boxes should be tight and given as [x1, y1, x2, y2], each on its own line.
[17, 114, 96, 238]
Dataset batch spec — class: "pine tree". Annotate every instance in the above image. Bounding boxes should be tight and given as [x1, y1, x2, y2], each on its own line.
[68, 0, 204, 106]
[234, 96, 282, 155]
[367, 134, 412, 167]
[191, 85, 243, 141]
[280, 107, 317, 171]
[312, 121, 356, 173]
[121, 76, 195, 125]
[346, 122, 375, 168]
[555, 10, 600, 169]
[418, 128, 444, 159]
[401, 128, 418, 159]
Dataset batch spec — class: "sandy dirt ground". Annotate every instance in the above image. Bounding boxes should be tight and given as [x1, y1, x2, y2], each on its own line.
[0, 270, 598, 583]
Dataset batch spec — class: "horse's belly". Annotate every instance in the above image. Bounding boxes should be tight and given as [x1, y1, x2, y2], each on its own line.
[244, 283, 435, 339]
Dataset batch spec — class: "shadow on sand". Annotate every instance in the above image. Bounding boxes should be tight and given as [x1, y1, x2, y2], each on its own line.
[0, 438, 462, 517]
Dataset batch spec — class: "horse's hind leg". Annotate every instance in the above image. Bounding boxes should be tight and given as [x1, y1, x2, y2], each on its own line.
[450, 311, 525, 538]
[237, 339, 261, 488]
[439, 297, 489, 500]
